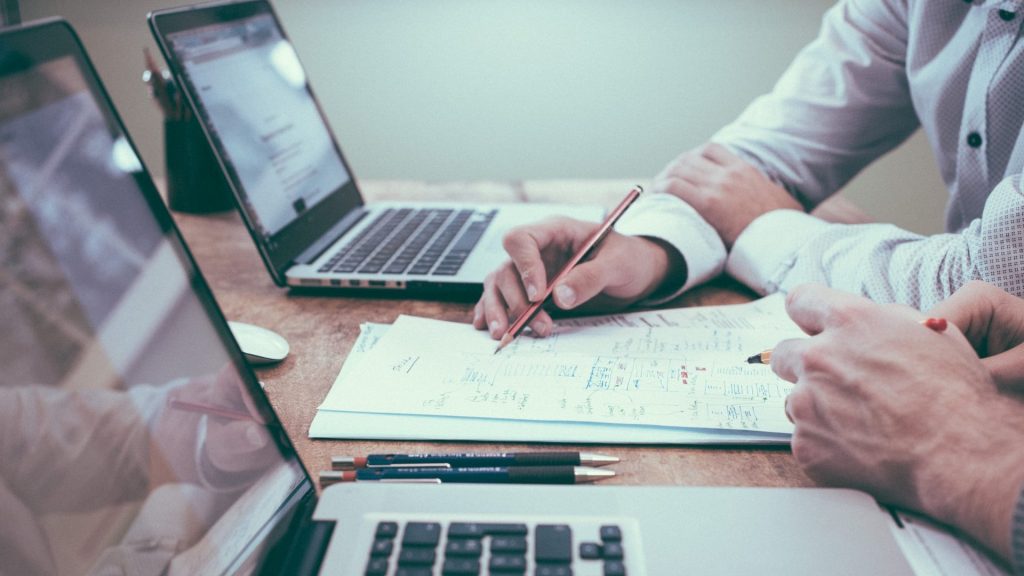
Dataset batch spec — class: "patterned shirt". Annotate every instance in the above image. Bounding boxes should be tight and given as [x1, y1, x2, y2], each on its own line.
[616, 0, 1024, 312]
[614, 1, 1024, 569]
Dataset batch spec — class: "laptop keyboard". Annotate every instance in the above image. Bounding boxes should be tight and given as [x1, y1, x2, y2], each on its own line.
[363, 520, 628, 575]
[317, 208, 497, 277]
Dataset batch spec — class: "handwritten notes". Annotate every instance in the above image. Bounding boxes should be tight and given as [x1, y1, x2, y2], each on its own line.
[329, 295, 802, 434]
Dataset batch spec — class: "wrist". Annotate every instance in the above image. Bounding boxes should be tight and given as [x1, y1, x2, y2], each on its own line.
[639, 236, 687, 301]
[917, 400, 1024, 561]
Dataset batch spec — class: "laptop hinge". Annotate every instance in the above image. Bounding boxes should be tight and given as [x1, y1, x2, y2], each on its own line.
[294, 209, 367, 265]
[283, 520, 335, 576]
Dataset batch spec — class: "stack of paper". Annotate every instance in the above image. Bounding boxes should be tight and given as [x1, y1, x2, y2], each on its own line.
[310, 295, 804, 444]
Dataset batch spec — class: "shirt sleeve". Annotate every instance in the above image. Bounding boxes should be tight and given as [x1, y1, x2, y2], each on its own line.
[713, 0, 919, 207]
[614, 191, 726, 304]
[727, 174, 1024, 310]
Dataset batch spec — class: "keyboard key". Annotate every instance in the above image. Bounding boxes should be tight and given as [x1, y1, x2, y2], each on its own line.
[402, 522, 441, 547]
[489, 554, 527, 572]
[370, 539, 394, 556]
[375, 522, 399, 539]
[365, 557, 388, 575]
[448, 523, 528, 538]
[599, 525, 622, 542]
[535, 524, 573, 564]
[442, 558, 481, 575]
[396, 568, 432, 576]
[579, 542, 602, 559]
[491, 536, 527, 554]
[602, 542, 624, 560]
[445, 538, 483, 557]
[603, 561, 627, 576]
[537, 566, 573, 576]
[398, 547, 436, 566]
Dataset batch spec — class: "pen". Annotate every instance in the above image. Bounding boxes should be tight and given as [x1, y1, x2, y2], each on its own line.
[745, 316, 950, 365]
[331, 451, 619, 470]
[318, 466, 615, 486]
[167, 398, 256, 422]
[495, 185, 643, 353]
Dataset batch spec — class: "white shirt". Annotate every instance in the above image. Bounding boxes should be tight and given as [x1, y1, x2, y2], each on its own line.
[616, 0, 1024, 311]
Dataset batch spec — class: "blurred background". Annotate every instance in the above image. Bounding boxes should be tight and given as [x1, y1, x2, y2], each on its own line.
[20, 0, 946, 233]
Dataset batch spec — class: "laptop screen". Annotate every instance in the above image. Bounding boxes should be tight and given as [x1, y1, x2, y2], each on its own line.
[154, 2, 365, 282]
[0, 21, 307, 575]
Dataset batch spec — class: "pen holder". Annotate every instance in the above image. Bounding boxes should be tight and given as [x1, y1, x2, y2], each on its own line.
[164, 115, 235, 214]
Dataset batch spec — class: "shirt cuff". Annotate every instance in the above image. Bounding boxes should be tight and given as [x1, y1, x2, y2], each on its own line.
[614, 192, 726, 304]
[726, 209, 831, 295]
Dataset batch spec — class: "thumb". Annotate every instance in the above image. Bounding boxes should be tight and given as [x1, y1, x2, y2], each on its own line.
[982, 345, 1024, 394]
[551, 259, 613, 310]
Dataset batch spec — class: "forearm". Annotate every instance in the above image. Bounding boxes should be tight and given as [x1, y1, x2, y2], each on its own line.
[728, 174, 1024, 309]
[917, 407, 1024, 565]
[0, 387, 155, 512]
[713, 0, 917, 207]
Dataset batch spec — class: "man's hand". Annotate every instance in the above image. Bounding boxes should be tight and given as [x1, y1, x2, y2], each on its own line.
[654, 142, 801, 247]
[929, 280, 1024, 392]
[770, 283, 1024, 563]
[473, 217, 683, 339]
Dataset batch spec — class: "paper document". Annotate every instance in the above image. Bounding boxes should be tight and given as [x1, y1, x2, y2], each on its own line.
[321, 295, 801, 434]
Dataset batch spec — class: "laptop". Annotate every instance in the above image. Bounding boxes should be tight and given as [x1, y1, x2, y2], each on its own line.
[147, 0, 603, 298]
[0, 19, 920, 576]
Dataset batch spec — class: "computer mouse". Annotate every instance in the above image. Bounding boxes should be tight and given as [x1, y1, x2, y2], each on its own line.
[227, 321, 290, 366]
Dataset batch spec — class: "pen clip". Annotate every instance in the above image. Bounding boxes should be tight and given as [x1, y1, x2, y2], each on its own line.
[378, 478, 444, 484]
[369, 462, 451, 469]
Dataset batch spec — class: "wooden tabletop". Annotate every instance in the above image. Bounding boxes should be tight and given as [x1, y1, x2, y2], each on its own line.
[171, 180, 867, 489]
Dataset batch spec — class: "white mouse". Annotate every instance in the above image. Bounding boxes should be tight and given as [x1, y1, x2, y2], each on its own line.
[227, 321, 290, 366]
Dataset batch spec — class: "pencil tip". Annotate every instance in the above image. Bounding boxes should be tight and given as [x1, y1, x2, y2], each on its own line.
[746, 354, 760, 364]
[493, 334, 512, 354]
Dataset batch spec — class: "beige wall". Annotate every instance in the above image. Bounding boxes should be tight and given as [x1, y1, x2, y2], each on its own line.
[24, 0, 946, 234]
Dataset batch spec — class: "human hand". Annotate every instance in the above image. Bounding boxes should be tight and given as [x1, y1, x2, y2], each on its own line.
[770, 284, 1024, 562]
[152, 365, 279, 490]
[928, 280, 1024, 393]
[473, 217, 683, 339]
[653, 142, 801, 248]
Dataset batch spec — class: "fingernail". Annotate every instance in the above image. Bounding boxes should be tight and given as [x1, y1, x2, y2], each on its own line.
[489, 320, 501, 336]
[526, 284, 538, 301]
[472, 308, 481, 324]
[555, 284, 576, 308]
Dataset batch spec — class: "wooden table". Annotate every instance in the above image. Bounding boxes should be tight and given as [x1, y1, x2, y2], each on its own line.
[171, 180, 870, 489]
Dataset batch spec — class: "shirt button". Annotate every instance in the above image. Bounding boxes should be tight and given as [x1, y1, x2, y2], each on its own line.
[966, 132, 983, 148]
[999, 9, 1016, 21]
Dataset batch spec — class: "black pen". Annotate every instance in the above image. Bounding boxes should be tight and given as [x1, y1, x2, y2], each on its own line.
[318, 466, 614, 485]
[332, 451, 619, 470]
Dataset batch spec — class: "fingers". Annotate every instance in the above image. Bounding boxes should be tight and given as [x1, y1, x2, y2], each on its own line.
[983, 344, 1024, 393]
[769, 337, 809, 383]
[476, 264, 553, 339]
[700, 142, 744, 166]
[784, 284, 875, 336]
[502, 219, 570, 302]
[929, 280, 1024, 356]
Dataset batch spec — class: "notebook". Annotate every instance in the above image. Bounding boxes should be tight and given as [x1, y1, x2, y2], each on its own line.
[0, 17, 979, 576]
[148, 0, 603, 298]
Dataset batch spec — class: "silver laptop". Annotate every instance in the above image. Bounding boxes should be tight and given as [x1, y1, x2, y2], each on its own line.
[148, 0, 602, 298]
[0, 19, 919, 576]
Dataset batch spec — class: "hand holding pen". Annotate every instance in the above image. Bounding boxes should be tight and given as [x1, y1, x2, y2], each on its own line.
[491, 186, 643, 353]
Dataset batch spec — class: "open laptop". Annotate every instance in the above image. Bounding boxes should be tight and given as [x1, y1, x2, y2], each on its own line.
[0, 19, 924, 576]
[148, 0, 603, 298]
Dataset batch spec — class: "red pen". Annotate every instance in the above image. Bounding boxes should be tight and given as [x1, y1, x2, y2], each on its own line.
[745, 317, 949, 364]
